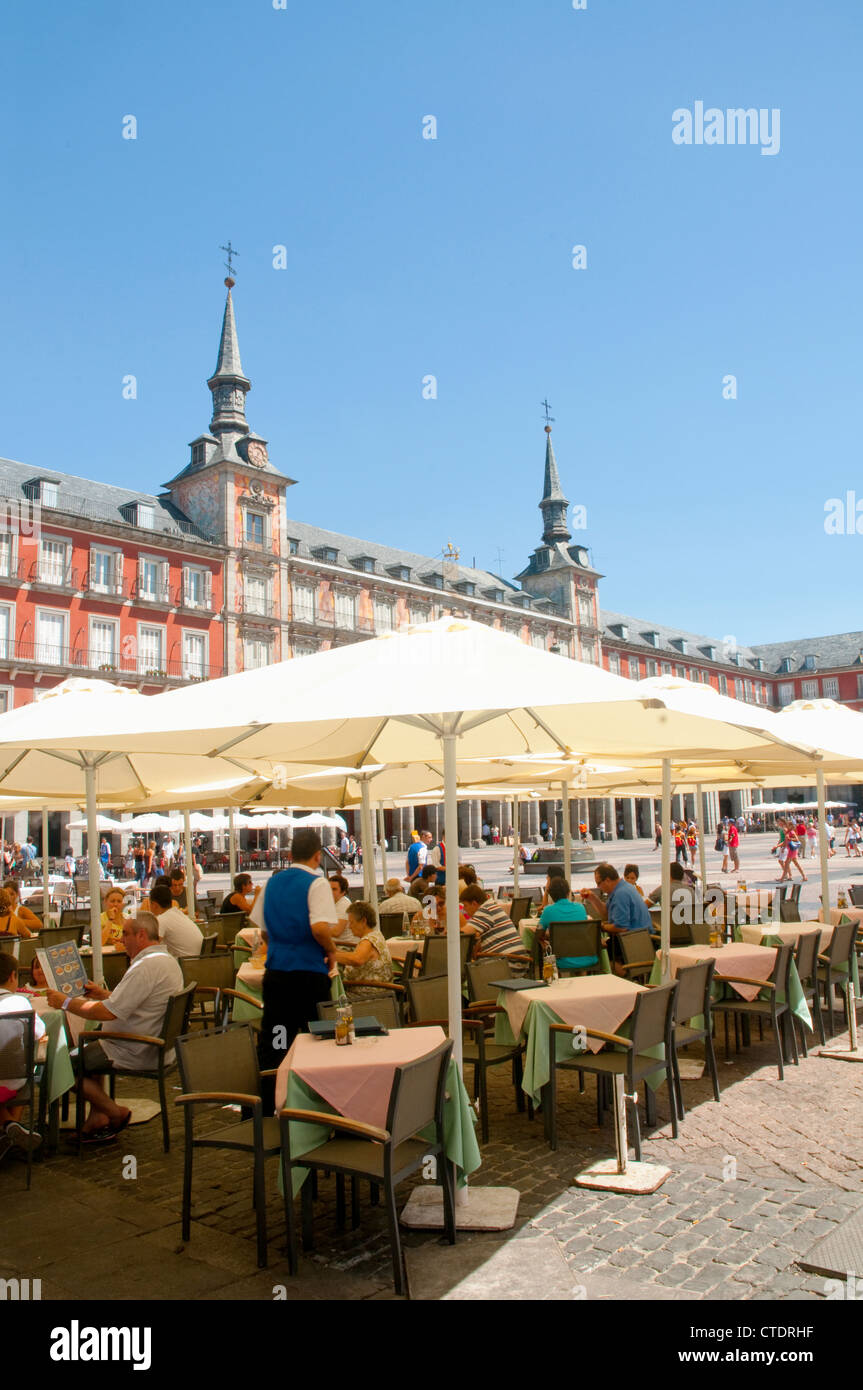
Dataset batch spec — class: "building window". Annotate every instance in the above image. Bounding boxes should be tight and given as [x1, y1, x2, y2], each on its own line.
[40, 481, 59, 508]
[0, 535, 11, 579]
[245, 574, 269, 615]
[137, 504, 155, 529]
[90, 548, 120, 594]
[577, 595, 593, 625]
[531, 631, 545, 651]
[182, 631, 207, 680]
[183, 565, 211, 608]
[288, 538, 300, 555]
[645, 659, 658, 678]
[292, 640, 318, 658]
[35, 610, 66, 665]
[89, 619, 117, 670]
[138, 557, 169, 602]
[243, 638, 272, 670]
[857, 674, 863, 699]
[0, 689, 11, 714]
[822, 677, 839, 699]
[38, 538, 68, 585]
[245, 512, 266, 548]
[607, 651, 620, 676]
[292, 582, 315, 623]
[334, 591, 356, 629]
[138, 625, 165, 675]
[373, 597, 395, 633]
[802, 655, 816, 671]
[801, 679, 818, 699]
[661, 662, 672, 675]
[718, 673, 728, 696]
[0, 605, 12, 661]
[778, 681, 794, 706]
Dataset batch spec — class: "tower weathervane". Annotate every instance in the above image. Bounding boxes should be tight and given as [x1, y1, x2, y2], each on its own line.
[220, 240, 240, 286]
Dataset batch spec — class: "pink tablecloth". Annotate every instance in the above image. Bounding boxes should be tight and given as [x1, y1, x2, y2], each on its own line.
[739, 919, 831, 949]
[386, 936, 426, 964]
[275, 1025, 447, 1128]
[502, 975, 644, 1054]
[820, 906, 863, 927]
[665, 942, 776, 1001]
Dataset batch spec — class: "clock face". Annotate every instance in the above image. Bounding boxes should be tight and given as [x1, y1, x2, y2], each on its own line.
[247, 441, 268, 467]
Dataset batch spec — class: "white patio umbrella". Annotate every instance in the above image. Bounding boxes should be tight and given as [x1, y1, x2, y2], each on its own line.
[10, 620, 819, 1063]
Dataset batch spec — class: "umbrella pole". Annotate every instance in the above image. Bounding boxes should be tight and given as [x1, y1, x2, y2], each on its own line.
[377, 802, 388, 884]
[228, 808, 237, 883]
[660, 759, 671, 983]
[512, 796, 520, 893]
[817, 767, 830, 921]
[84, 761, 103, 986]
[360, 779, 376, 905]
[696, 783, 708, 890]
[442, 727, 463, 1073]
[183, 811, 195, 920]
[561, 781, 571, 886]
[41, 807, 50, 921]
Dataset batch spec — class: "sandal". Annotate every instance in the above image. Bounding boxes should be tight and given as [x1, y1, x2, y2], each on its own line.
[79, 1126, 118, 1145]
[109, 1110, 132, 1135]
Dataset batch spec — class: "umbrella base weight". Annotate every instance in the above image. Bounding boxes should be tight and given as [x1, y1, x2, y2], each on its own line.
[574, 1158, 671, 1194]
[400, 1186, 519, 1231]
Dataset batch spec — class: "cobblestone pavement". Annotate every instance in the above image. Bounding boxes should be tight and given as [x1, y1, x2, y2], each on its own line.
[4, 1007, 861, 1301]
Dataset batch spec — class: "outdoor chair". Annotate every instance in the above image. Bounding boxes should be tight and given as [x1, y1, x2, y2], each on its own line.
[616, 928, 656, 984]
[547, 920, 602, 976]
[793, 931, 824, 1052]
[788, 883, 802, 906]
[218, 987, 263, 1028]
[670, 959, 720, 1118]
[92, 951, 129, 991]
[465, 955, 516, 1004]
[181, 953, 236, 1031]
[509, 896, 531, 927]
[817, 918, 858, 1034]
[42, 923, 85, 947]
[15, 938, 40, 973]
[279, 1038, 455, 1296]
[347, 886, 366, 902]
[378, 911, 408, 940]
[542, 981, 679, 1158]
[779, 900, 801, 923]
[175, 1024, 281, 1268]
[212, 911, 247, 951]
[405, 973, 525, 1143]
[418, 932, 471, 979]
[848, 885, 863, 908]
[0, 1007, 39, 1189]
[712, 943, 796, 1079]
[73, 980, 196, 1152]
[199, 932, 218, 956]
[317, 995, 403, 1029]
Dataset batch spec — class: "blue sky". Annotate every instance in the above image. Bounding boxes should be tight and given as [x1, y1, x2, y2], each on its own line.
[1, 0, 860, 644]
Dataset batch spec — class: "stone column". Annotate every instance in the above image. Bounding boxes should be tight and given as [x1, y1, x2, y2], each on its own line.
[621, 797, 637, 840]
[604, 798, 617, 841]
[639, 797, 654, 838]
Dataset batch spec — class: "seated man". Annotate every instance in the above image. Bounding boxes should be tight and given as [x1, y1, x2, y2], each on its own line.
[45, 912, 183, 1143]
[221, 873, 261, 915]
[460, 886, 529, 973]
[580, 862, 651, 959]
[409, 864, 438, 901]
[646, 862, 700, 917]
[148, 884, 204, 958]
[0, 951, 46, 1160]
[168, 867, 188, 912]
[380, 877, 424, 924]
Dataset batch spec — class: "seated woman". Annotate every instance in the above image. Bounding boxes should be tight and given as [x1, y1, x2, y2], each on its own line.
[100, 886, 127, 947]
[0, 887, 32, 939]
[623, 864, 646, 899]
[3, 880, 41, 930]
[0, 952, 46, 1156]
[459, 885, 529, 974]
[221, 873, 261, 916]
[332, 901, 394, 1001]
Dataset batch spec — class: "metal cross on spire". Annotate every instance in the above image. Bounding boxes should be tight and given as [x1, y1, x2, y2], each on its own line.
[220, 240, 240, 281]
[541, 398, 555, 427]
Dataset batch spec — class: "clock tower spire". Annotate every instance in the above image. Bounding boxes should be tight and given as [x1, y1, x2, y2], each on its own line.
[207, 272, 251, 439]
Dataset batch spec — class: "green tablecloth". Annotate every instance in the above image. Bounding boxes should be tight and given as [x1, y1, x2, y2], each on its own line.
[38, 1008, 74, 1106]
[732, 924, 861, 994]
[281, 1058, 480, 1196]
[650, 953, 812, 1029]
[233, 969, 345, 1025]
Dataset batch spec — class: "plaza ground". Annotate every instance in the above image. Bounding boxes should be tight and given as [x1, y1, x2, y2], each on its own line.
[3, 833, 861, 1301]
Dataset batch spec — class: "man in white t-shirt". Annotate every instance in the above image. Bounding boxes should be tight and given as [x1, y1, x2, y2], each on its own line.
[46, 913, 183, 1142]
[149, 883, 203, 958]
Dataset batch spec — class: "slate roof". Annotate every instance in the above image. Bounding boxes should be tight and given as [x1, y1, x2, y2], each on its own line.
[0, 457, 219, 546]
[749, 631, 863, 674]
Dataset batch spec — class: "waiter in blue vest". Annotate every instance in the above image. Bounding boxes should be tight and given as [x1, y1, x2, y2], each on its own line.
[249, 828, 339, 1100]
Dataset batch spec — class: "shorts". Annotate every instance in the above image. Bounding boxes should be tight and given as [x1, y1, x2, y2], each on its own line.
[75, 1041, 114, 1074]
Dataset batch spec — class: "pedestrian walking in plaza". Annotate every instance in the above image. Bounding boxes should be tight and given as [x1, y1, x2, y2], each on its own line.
[654, 820, 661, 850]
[726, 819, 740, 873]
[715, 822, 728, 873]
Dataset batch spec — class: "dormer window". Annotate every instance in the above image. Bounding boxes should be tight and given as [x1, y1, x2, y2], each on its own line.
[192, 442, 207, 468]
[671, 638, 687, 655]
[352, 555, 376, 574]
[608, 623, 629, 640]
[779, 656, 793, 674]
[454, 580, 475, 597]
[137, 504, 155, 529]
[422, 571, 444, 590]
[312, 546, 339, 565]
[387, 564, 411, 582]
[484, 587, 505, 603]
[803, 654, 817, 671]
[701, 645, 716, 661]
[288, 538, 300, 555]
[24, 478, 60, 507]
[643, 631, 660, 647]
[751, 657, 764, 671]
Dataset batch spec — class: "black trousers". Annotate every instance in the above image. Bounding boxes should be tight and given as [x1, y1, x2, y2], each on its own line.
[257, 968, 332, 1112]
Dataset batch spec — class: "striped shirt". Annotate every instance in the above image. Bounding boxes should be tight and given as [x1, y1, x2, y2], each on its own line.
[469, 902, 528, 974]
